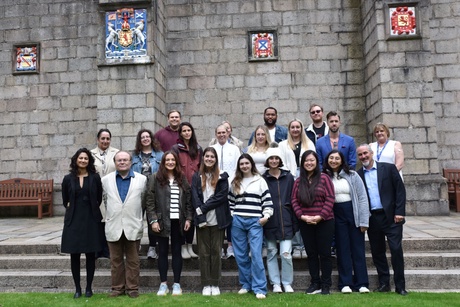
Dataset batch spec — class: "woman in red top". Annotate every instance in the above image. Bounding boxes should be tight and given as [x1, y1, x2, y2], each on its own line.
[172, 122, 203, 259]
[291, 150, 335, 295]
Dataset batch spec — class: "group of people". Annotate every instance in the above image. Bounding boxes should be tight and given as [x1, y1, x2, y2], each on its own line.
[61, 106, 408, 299]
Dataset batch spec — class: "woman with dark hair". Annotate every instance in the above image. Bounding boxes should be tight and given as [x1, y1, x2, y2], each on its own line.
[61, 148, 103, 299]
[145, 151, 193, 296]
[291, 150, 335, 295]
[172, 122, 203, 259]
[323, 149, 370, 294]
[262, 146, 296, 293]
[229, 153, 273, 300]
[191, 147, 232, 296]
[131, 128, 164, 259]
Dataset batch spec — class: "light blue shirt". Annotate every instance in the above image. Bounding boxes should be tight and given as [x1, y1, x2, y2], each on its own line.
[116, 169, 134, 203]
[363, 163, 383, 210]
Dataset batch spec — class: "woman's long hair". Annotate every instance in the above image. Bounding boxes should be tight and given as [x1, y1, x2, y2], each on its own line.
[69, 148, 96, 176]
[323, 149, 350, 178]
[247, 125, 272, 154]
[199, 147, 220, 191]
[297, 150, 321, 207]
[231, 153, 258, 195]
[134, 128, 161, 155]
[179, 122, 199, 160]
[155, 151, 185, 189]
[287, 119, 312, 151]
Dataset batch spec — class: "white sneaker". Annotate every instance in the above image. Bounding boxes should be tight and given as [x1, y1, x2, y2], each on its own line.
[181, 245, 191, 259]
[202, 286, 211, 296]
[284, 285, 294, 293]
[172, 283, 182, 296]
[301, 248, 307, 259]
[187, 244, 198, 258]
[221, 248, 226, 259]
[147, 246, 158, 259]
[262, 247, 268, 258]
[226, 246, 235, 258]
[341, 286, 352, 293]
[292, 248, 301, 259]
[256, 293, 266, 299]
[359, 286, 370, 293]
[157, 283, 169, 296]
[238, 288, 249, 294]
[273, 284, 283, 293]
[211, 286, 220, 296]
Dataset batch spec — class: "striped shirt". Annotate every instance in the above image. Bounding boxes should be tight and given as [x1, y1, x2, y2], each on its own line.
[169, 179, 180, 219]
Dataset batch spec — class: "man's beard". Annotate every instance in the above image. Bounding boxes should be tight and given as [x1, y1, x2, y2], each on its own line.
[264, 118, 276, 126]
[362, 160, 370, 167]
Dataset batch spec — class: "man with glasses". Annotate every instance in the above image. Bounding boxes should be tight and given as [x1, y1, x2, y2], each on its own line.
[305, 104, 329, 145]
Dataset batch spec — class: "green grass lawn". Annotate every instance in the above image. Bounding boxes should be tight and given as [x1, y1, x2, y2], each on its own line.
[0, 292, 459, 307]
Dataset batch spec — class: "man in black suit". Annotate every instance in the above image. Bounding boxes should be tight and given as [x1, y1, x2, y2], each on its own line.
[356, 144, 408, 296]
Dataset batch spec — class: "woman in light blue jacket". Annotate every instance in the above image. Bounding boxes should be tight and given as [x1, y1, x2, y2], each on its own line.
[131, 128, 163, 259]
[323, 149, 370, 294]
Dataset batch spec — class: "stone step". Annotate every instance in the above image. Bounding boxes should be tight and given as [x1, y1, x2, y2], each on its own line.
[1, 252, 460, 270]
[1, 269, 459, 292]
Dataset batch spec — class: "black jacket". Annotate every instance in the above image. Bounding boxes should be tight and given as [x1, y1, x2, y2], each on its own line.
[262, 169, 298, 240]
[191, 171, 232, 230]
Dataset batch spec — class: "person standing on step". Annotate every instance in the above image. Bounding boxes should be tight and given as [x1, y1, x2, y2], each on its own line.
[248, 107, 288, 145]
[131, 128, 164, 260]
[305, 104, 329, 146]
[191, 147, 232, 296]
[172, 122, 202, 259]
[209, 120, 245, 152]
[61, 148, 103, 299]
[102, 151, 147, 299]
[357, 144, 408, 296]
[145, 151, 193, 296]
[155, 110, 182, 152]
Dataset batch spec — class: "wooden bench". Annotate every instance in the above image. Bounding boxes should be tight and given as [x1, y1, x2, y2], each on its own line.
[0, 178, 54, 219]
[443, 169, 460, 212]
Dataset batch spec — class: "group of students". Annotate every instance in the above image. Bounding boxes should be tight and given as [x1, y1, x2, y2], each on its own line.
[61, 106, 407, 299]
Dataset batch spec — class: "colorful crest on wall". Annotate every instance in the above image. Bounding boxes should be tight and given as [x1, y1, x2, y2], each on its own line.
[105, 8, 147, 59]
[389, 6, 417, 36]
[248, 31, 278, 62]
[13, 44, 39, 74]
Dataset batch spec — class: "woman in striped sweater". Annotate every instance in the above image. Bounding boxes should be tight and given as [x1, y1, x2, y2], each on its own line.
[291, 150, 335, 295]
[229, 153, 273, 299]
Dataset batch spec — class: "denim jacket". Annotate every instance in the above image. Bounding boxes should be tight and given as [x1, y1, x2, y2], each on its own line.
[131, 150, 164, 175]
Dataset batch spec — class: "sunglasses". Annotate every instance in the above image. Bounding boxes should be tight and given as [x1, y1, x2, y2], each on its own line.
[310, 110, 322, 114]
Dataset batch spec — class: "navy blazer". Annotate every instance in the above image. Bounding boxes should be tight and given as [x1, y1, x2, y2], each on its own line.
[357, 162, 406, 224]
[316, 133, 357, 170]
[62, 172, 103, 226]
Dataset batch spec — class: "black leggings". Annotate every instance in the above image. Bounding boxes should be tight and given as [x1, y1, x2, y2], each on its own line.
[157, 219, 184, 283]
[70, 252, 96, 292]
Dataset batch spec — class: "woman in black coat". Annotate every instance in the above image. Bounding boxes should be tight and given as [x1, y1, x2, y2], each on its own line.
[61, 148, 103, 299]
[191, 147, 232, 296]
[262, 146, 297, 293]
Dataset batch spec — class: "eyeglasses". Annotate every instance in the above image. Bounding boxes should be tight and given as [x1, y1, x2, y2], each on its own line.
[310, 110, 322, 114]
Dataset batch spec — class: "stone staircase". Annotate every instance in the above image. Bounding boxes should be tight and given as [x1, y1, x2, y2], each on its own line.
[1, 238, 460, 293]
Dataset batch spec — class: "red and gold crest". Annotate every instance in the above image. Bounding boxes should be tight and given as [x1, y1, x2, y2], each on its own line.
[390, 6, 416, 35]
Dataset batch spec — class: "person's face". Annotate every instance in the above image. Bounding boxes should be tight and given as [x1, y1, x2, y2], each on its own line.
[140, 132, 152, 147]
[97, 132, 111, 151]
[164, 153, 176, 172]
[255, 128, 267, 145]
[264, 109, 277, 126]
[239, 158, 253, 176]
[303, 154, 317, 173]
[327, 115, 341, 133]
[374, 127, 388, 142]
[203, 151, 216, 168]
[309, 106, 323, 122]
[115, 152, 132, 172]
[289, 121, 302, 138]
[327, 152, 342, 172]
[216, 126, 228, 145]
[168, 112, 181, 130]
[223, 123, 232, 135]
[77, 152, 89, 170]
[180, 125, 193, 141]
[268, 156, 281, 169]
[357, 146, 374, 168]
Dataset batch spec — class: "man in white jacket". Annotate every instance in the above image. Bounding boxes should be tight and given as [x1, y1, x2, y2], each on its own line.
[102, 151, 147, 298]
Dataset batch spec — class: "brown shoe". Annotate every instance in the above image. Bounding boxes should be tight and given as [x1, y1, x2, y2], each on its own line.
[128, 291, 139, 298]
[109, 291, 124, 297]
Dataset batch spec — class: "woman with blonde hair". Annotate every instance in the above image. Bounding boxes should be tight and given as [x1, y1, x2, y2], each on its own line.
[246, 125, 273, 174]
[279, 119, 316, 178]
[370, 122, 404, 178]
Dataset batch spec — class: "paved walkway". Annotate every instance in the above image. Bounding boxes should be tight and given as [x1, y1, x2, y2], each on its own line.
[1, 212, 460, 245]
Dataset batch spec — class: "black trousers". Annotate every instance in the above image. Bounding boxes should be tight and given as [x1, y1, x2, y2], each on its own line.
[367, 211, 405, 290]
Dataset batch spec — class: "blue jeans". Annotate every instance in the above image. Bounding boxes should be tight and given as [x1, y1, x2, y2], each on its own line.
[266, 239, 293, 286]
[231, 215, 267, 295]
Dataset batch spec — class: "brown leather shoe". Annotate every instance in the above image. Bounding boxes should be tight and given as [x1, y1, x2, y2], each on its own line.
[128, 291, 139, 298]
[109, 291, 124, 297]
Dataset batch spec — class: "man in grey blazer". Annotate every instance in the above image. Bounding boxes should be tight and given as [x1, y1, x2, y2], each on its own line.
[102, 151, 147, 298]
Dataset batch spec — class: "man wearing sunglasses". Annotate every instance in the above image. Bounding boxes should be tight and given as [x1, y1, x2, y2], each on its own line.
[305, 104, 329, 145]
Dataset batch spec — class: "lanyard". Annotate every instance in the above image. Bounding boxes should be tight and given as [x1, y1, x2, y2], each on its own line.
[376, 140, 389, 161]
